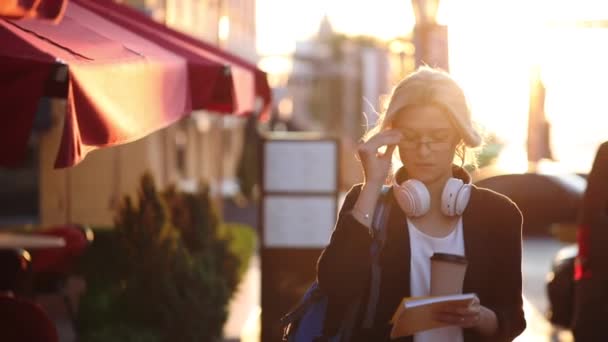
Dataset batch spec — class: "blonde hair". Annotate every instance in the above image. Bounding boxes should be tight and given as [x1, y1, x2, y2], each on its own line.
[363, 66, 484, 168]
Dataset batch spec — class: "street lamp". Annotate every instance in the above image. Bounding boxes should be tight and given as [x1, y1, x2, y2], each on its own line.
[218, 14, 230, 47]
[215, 0, 229, 48]
[411, 0, 440, 26]
[411, 0, 448, 70]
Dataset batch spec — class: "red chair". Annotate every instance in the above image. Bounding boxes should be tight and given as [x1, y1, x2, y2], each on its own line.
[30, 224, 93, 276]
[29, 225, 94, 341]
[0, 248, 58, 342]
[0, 294, 59, 342]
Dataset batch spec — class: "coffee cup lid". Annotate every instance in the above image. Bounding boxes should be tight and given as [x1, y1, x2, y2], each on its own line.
[430, 253, 468, 265]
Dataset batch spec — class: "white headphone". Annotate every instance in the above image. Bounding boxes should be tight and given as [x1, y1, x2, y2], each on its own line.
[392, 172, 472, 218]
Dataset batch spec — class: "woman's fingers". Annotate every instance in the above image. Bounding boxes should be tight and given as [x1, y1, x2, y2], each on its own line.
[371, 130, 402, 147]
[356, 130, 401, 183]
[433, 311, 480, 328]
[382, 144, 397, 160]
[360, 130, 401, 148]
[358, 131, 401, 157]
[433, 299, 482, 328]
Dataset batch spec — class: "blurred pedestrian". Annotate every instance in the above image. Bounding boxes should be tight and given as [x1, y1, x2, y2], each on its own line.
[572, 141, 608, 341]
[316, 66, 526, 341]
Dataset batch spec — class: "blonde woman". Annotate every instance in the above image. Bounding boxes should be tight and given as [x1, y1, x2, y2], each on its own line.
[317, 67, 526, 341]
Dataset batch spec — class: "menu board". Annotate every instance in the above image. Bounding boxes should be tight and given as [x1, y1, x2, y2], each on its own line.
[264, 141, 337, 193]
[263, 196, 336, 247]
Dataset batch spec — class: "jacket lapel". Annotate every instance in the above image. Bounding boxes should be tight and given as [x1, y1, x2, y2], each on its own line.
[462, 186, 484, 294]
[384, 189, 412, 297]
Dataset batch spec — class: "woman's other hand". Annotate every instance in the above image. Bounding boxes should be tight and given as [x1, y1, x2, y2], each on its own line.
[433, 295, 481, 328]
[432, 296, 498, 335]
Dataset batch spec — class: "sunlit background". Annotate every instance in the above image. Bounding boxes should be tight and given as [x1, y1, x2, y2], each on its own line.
[257, 0, 608, 175]
[4, 1, 608, 341]
[251, 3, 608, 340]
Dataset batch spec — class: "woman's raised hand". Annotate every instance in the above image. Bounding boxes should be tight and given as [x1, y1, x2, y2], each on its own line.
[357, 130, 402, 185]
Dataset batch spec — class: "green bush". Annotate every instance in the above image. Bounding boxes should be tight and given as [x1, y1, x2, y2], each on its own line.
[219, 222, 257, 281]
[77, 174, 257, 342]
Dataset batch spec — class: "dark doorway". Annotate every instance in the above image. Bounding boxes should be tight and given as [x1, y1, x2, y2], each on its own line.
[0, 98, 51, 227]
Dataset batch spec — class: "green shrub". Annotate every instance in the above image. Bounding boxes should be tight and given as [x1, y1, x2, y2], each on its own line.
[77, 173, 257, 342]
[219, 222, 257, 282]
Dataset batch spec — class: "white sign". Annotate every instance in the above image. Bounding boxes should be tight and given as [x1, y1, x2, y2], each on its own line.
[263, 196, 336, 247]
[264, 141, 337, 193]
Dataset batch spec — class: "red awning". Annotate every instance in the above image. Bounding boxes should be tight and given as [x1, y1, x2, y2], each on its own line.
[1, 0, 237, 168]
[75, 0, 272, 119]
[0, 0, 67, 22]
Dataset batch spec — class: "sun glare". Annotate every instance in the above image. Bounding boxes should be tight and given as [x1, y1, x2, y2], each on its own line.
[255, 0, 608, 173]
[256, 0, 415, 55]
[256, 0, 323, 55]
[325, 0, 415, 40]
[447, 1, 541, 148]
[446, 0, 608, 173]
[540, 27, 608, 172]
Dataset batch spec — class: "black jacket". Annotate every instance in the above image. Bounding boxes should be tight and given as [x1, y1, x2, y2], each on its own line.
[317, 183, 526, 341]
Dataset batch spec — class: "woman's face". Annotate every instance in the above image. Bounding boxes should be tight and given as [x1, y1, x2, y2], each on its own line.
[392, 104, 460, 184]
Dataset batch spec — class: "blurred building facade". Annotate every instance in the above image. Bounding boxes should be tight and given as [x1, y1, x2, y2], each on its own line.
[38, 106, 239, 227]
[275, 17, 414, 189]
[163, 0, 257, 60]
[120, 0, 257, 60]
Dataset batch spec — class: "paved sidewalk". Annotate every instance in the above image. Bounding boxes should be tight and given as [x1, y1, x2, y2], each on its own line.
[514, 297, 573, 342]
[223, 255, 260, 342]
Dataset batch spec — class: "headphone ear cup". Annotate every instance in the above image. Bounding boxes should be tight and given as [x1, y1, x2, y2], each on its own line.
[454, 184, 472, 216]
[394, 179, 430, 217]
[441, 178, 464, 216]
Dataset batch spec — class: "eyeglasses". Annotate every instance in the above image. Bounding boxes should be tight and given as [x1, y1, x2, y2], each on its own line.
[398, 134, 455, 152]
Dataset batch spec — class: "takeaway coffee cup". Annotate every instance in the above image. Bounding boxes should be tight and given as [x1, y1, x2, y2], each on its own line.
[430, 253, 468, 296]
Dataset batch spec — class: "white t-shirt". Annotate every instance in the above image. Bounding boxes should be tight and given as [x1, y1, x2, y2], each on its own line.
[407, 217, 465, 342]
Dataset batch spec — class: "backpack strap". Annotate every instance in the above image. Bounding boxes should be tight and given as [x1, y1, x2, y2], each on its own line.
[362, 185, 392, 329]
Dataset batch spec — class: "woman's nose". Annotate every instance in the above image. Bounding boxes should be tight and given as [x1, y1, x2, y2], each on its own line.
[415, 141, 433, 156]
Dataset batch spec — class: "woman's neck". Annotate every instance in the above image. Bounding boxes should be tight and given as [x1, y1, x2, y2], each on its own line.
[410, 170, 460, 236]
[425, 171, 454, 211]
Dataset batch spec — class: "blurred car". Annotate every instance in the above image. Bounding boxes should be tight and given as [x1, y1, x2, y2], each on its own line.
[546, 243, 577, 328]
[474, 172, 586, 235]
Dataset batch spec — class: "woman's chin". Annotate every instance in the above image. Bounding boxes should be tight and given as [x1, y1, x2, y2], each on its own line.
[408, 171, 436, 183]
[409, 168, 451, 185]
